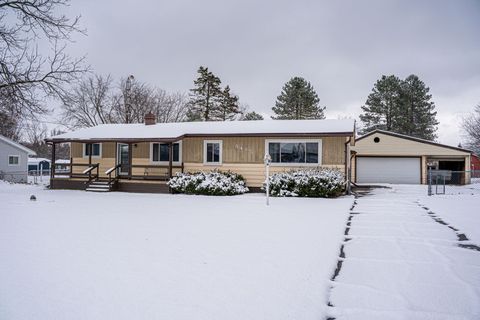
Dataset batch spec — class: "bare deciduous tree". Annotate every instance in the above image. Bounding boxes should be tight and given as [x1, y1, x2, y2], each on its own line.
[60, 74, 189, 128]
[0, 0, 88, 128]
[462, 104, 480, 154]
[61, 74, 114, 129]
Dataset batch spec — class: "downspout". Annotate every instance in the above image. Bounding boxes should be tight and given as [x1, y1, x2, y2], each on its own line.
[344, 138, 351, 195]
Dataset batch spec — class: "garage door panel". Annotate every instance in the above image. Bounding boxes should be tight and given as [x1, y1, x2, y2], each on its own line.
[357, 157, 420, 184]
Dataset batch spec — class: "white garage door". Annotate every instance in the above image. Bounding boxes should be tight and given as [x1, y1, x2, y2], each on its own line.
[357, 157, 421, 184]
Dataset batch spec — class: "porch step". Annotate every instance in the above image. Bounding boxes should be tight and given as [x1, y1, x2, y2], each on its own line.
[86, 181, 112, 192]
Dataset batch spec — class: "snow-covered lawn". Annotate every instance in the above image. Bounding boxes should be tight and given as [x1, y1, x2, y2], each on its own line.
[0, 182, 352, 320]
[329, 185, 480, 320]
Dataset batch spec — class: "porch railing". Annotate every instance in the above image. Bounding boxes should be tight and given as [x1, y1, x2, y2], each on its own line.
[82, 163, 100, 184]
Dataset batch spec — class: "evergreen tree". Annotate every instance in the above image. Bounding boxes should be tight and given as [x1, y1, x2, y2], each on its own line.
[359, 75, 402, 133]
[215, 85, 241, 121]
[359, 74, 439, 140]
[187, 66, 222, 121]
[272, 77, 325, 120]
[242, 111, 264, 120]
[397, 75, 438, 140]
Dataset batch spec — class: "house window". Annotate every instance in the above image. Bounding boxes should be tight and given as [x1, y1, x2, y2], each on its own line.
[8, 155, 20, 166]
[151, 142, 181, 163]
[83, 143, 102, 157]
[266, 140, 322, 165]
[204, 140, 222, 164]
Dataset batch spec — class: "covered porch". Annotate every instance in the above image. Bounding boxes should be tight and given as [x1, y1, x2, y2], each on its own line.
[47, 139, 183, 193]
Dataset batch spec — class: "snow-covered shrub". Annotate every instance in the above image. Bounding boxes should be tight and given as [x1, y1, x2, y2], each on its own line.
[265, 169, 345, 198]
[168, 170, 249, 196]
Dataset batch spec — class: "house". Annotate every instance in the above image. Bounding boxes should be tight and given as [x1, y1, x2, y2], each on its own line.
[28, 157, 51, 174]
[45, 115, 355, 192]
[350, 130, 472, 185]
[0, 134, 37, 183]
[471, 154, 480, 178]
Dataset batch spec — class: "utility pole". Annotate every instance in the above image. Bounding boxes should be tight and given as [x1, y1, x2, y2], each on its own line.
[125, 75, 135, 123]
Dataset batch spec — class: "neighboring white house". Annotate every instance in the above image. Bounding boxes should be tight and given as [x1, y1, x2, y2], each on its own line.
[0, 134, 37, 183]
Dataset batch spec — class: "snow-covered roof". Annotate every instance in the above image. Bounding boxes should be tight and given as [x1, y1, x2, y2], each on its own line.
[47, 119, 355, 141]
[55, 159, 70, 164]
[28, 157, 51, 164]
[0, 134, 37, 155]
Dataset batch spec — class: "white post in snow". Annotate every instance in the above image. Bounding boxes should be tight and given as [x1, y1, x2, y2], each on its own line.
[264, 154, 272, 206]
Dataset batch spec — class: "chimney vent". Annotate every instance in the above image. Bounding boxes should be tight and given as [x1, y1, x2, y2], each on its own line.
[144, 112, 156, 125]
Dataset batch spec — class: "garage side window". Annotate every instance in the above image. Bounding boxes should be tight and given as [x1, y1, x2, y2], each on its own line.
[8, 155, 20, 166]
[266, 140, 322, 165]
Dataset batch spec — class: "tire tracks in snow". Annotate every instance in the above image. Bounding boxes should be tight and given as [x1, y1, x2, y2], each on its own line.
[416, 201, 480, 252]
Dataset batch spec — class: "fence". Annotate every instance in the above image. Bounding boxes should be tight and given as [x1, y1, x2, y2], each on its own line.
[428, 169, 480, 196]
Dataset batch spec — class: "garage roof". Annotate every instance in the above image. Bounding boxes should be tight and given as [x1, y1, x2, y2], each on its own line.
[357, 130, 472, 154]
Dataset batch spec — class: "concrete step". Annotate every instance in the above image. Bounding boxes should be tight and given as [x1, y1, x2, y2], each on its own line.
[85, 187, 110, 192]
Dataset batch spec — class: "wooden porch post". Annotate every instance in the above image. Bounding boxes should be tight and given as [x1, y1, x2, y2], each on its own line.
[168, 142, 173, 178]
[50, 142, 56, 188]
[128, 143, 133, 178]
[88, 143, 92, 166]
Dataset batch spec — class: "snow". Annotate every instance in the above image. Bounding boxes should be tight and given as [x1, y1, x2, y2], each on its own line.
[2, 182, 479, 319]
[328, 185, 480, 320]
[27, 157, 51, 165]
[0, 182, 352, 320]
[48, 119, 355, 141]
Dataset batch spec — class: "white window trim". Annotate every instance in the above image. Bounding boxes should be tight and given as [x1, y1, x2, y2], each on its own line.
[150, 141, 183, 165]
[82, 143, 102, 158]
[265, 139, 323, 166]
[8, 155, 20, 166]
[203, 140, 223, 165]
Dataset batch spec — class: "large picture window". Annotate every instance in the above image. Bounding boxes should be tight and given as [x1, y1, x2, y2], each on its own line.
[204, 140, 222, 164]
[267, 140, 321, 165]
[151, 142, 181, 163]
[83, 143, 102, 157]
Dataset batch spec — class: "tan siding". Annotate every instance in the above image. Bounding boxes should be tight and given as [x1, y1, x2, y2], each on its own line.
[183, 137, 203, 163]
[102, 142, 115, 158]
[322, 137, 346, 165]
[71, 142, 83, 158]
[71, 157, 116, 177]
[133, 142, 150, 159]
[352, 133, 470, 156]
[184, 162, 344, 188]
[182, 136, 347, 165]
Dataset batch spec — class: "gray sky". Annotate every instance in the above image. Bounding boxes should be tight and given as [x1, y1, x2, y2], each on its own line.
[65, 0, 480, 145]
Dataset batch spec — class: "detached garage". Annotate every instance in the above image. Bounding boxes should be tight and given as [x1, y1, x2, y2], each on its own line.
[351, 130, 472, 185]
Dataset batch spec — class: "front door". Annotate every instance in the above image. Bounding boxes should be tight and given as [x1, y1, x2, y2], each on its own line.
[117, 143, 130, 175]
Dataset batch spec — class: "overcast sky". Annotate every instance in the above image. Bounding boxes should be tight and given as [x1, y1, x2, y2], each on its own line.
[64, 0, 480, 145]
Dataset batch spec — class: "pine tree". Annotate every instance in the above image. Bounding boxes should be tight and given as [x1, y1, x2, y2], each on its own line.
[215, 85, 241, 121]
[359, 75, 402, 133]
[187, 66, 222, 121]
[359, 74, 439, 141]
[241, 111, 264, 120]
[272, 77, 325, 120]
[397, 75, 438, 140]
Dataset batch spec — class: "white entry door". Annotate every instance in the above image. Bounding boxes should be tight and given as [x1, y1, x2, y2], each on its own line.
[356, 157, 421, 184]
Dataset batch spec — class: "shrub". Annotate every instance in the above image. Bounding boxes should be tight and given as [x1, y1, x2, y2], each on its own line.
[167, 170, 249, 196]
[265, 169, 345, 198]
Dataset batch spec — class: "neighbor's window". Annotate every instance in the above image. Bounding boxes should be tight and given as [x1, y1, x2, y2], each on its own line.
[204, 140, 222, 164]
[83, 143, 101, 157]
[152, 143, 180, 163]
[8, 155, 20, 165]
[267, 141, 321, 164]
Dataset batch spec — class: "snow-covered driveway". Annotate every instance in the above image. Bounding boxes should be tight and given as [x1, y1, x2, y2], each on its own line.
[328, 186, 480, 320]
